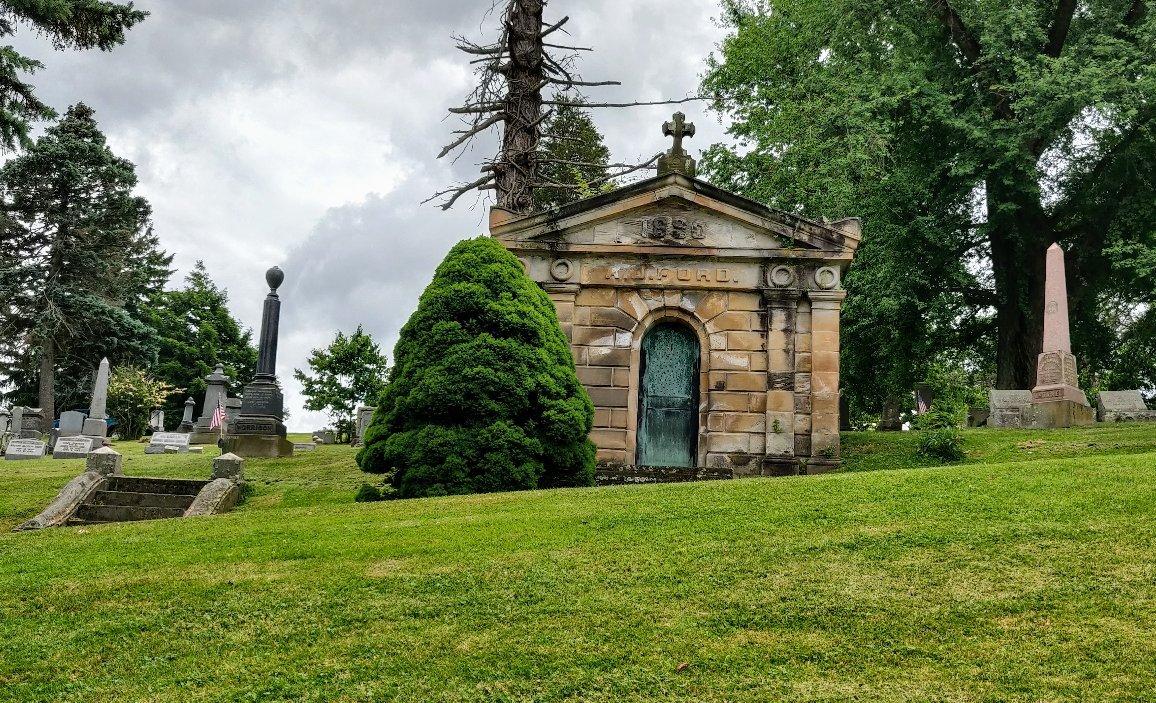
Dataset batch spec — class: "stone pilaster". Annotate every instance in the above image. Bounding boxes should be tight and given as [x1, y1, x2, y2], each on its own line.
[763, 290, 799, 465]
[808, 290, 846, 463]
[793, 297, 813, 458]
[542, 283, 580, 343]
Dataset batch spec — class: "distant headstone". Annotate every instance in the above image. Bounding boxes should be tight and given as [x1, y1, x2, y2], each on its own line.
[312, 430, 336, 445]
[191, 364, 231, 444]
[1097, 391, 1155, 423]
[53, 436, 95, 460]
[989, 390, 1034, 428]
[5, 438, 47, 460]
[293, 442, 317, 452]
[82, 358, 111, 438]
[1029, 244, 1094, 427]
[58, 411, 87, 438]
[0, 408, 11, 434]
[13, 407, 45, 439]
[87, 446, 124, 476]
[178, 397, 196, 433]
[146, 432, 192, 454]
[223, 267, 294, 459]
[212, 453, 245, 481]
[149, 409, 165, 431]
[354, 407, 376, 445]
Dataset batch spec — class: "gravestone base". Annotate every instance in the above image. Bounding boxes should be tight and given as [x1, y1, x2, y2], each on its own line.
[1029, 399, 1096, 429]
[82, 418, 108, 438]
[224, 433, 294, 459]
[189, 430, 222, 446]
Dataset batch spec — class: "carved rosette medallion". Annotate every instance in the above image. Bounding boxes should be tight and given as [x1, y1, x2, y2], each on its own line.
[550, 259, 575, 282]
[767, 265, 796, 288]
[815, 267, 840, 290]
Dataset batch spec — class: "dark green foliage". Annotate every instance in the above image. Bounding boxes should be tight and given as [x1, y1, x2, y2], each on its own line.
[0, 1, 147, 151]
[0, 104, 164, 419]
[534, 96, 612, 211]
[704, 0, 1156, 408]
[917, 427, 967, 463]
[145, 262, 257, 429]
[357, 236, 595, 498]
[354, 483, 385, 503]
[294, 326, 389, 443]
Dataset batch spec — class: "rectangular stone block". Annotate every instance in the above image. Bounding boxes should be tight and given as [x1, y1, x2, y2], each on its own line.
[728, 292, 763, 311]
[811, 432, 840, 460]
[767, 390, 794, 413]
[768, 349, 792, 373]
[695, 291, 729, 321]
[596, 448, 628, 464]
[587, 386, 629, 408]
[727, 331, 765, 352]
[767, 329, 790, 352]
[709, 433, 750, 453]
[812, 394, 839, 416]
[812, 351, 840, 374]
[710, 333, 728, 351]
[576, 288, 617, 307]
[709, 311, 752, 333]
[554, 302, 575, 323]
[812, 372, 839, 395]
[794, 395, 812, 414]
[794, 413, 812, 434]
[709, 392, 749, 412]
[591, 429, 628, 450]
[576, 366, 613, 387]
[573, 326, 619, 347]
[712, 351, 751, 371]
[794, 434, 812, 456]
[612, 367, 631, 388]
[612, 409, 629, 429]
[794, 334, 812, 353]
[748, 393, 767, 413]
[794, 353, 812, 373]
[594, 408, 614, 428]
[812, 331, 839, 350]
[591, 306, 638, 331]
[811, 412, 839, 436]
[727, 372, 767, 393]
[587, 347, 630, 367]
[750, 353, 768, 372]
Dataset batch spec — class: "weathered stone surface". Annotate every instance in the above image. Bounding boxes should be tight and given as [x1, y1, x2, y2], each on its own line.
[212, 453, 245, 481]
[86, 447, 124, 476]
[58, 411, 86, 438]
[989, 390, 1035, 428]
[1096, 391, 1155, 423]
[146, 432, 192, 454]
[223, 434, 294, 459]
[184, 478, 243, 518]
[82, 358, 110, 439]
[53, 436, 95, 460]
[14, 471, 106, 531]
[1029, 244, 1093, 426]
[5, 439, 47, 460]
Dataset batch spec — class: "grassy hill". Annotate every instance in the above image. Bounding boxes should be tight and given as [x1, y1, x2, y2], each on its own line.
[2, 425, 1156, 702]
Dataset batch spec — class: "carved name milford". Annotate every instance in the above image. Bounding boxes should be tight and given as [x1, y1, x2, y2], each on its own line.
[601, 265, 740, 285]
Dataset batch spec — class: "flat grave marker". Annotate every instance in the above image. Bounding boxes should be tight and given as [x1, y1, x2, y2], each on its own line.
[146, 432, 192, 455]
[5, 439, 47, 461]
[53, 436, 95, 460]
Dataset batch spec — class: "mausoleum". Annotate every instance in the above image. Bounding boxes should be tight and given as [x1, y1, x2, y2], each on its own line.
[493, 114, 862, 475]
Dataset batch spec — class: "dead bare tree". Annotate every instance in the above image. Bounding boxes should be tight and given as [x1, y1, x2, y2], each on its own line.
[429, 0, 701, 214]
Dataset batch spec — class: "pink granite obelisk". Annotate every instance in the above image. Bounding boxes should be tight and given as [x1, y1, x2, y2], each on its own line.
[1030, 243, 1095, 426]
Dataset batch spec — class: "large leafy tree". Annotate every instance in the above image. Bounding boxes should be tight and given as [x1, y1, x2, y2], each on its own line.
[146, 261, 257, 428]
[358, 237, 596, 498]
[0, 0, 147, 151]
[703, 0, 1155, 401]
[534, 95, 613, 211]
[0, 104, 162, 421]
[293, 326, 389, 443]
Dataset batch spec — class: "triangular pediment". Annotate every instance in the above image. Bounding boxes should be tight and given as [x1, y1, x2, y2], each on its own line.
[490, 173, 860, 255]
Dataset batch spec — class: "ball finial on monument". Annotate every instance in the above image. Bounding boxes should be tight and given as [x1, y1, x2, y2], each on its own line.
[266, 266, 285, 292]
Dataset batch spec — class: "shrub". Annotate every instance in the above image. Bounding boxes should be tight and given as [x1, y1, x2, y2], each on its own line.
[354, 483, 385, 503]
[356, 236, 596, 498]
[918, 427, 966, 462]
[107, 367, 172, 441]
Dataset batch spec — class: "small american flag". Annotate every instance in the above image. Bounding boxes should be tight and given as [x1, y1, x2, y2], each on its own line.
[209, 396, 227, 432]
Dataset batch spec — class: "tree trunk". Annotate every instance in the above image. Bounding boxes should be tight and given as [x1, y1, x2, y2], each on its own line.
[987, 177, 1051, 390]
[496, 0, 544, 214]
[38, 337, 55, 425]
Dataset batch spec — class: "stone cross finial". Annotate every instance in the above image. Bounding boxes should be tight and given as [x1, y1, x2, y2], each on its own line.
[658, 112, 697, 177]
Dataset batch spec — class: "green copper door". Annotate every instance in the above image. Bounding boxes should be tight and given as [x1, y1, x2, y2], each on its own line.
[637, 322, 700, 467]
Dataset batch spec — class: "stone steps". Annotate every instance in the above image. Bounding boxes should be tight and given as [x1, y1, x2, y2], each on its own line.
[67, 476, 210, 526]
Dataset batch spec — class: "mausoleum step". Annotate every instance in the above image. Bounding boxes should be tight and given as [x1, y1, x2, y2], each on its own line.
[72, 503, 187, 524]
[89, 490, 197, 510]
[104, 476, 209, 496]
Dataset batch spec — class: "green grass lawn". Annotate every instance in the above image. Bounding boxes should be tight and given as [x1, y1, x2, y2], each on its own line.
[2, 425, 1156, 702]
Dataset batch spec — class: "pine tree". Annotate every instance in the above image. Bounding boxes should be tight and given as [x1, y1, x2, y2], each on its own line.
[534, 96, 612, 211]
[294, 326, 390, 443]
[0, 104, 159, 421]
[0, 1, 147, 151]
[146, 262, 257, 428]
[357, 237, 595, 498]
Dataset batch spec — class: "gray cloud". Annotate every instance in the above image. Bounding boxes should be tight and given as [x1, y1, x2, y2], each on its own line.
[8, 0, 729, 430]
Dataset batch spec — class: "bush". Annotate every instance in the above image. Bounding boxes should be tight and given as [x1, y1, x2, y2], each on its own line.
[918, 427, 966, 462]
[107, 367, 172, 441]
[356, 236, 596, 498]
[354, 483, 386, 503]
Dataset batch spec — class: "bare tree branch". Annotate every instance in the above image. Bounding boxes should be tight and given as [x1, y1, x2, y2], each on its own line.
[438, 113, 506, 159]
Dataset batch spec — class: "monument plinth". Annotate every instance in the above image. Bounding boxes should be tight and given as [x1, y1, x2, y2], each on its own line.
[224, 267, 294, 458]
[1030, 243, 1095, 428]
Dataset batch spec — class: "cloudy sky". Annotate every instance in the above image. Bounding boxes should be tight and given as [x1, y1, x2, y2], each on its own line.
[12, 0, 731, 430]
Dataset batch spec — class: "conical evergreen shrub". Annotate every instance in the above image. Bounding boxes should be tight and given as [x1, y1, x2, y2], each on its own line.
[357, 236, 596, 497]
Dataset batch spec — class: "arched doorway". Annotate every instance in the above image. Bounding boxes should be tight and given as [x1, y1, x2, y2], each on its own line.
[637, 321, 701, 467]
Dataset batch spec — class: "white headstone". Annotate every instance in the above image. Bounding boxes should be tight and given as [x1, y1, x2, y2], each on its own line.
[58, 411, 87, 438]
[5, 439, 47, 460]
[53, 436, 95, 459]
[146, 432, 192, 454]
[83, 359, 111, 437]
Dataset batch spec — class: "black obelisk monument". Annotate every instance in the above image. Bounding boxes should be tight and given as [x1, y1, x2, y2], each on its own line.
[225, 266, 294, 458]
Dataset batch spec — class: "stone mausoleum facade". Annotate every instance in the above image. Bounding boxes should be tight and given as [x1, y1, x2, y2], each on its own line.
[493, 118, 861, 476]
